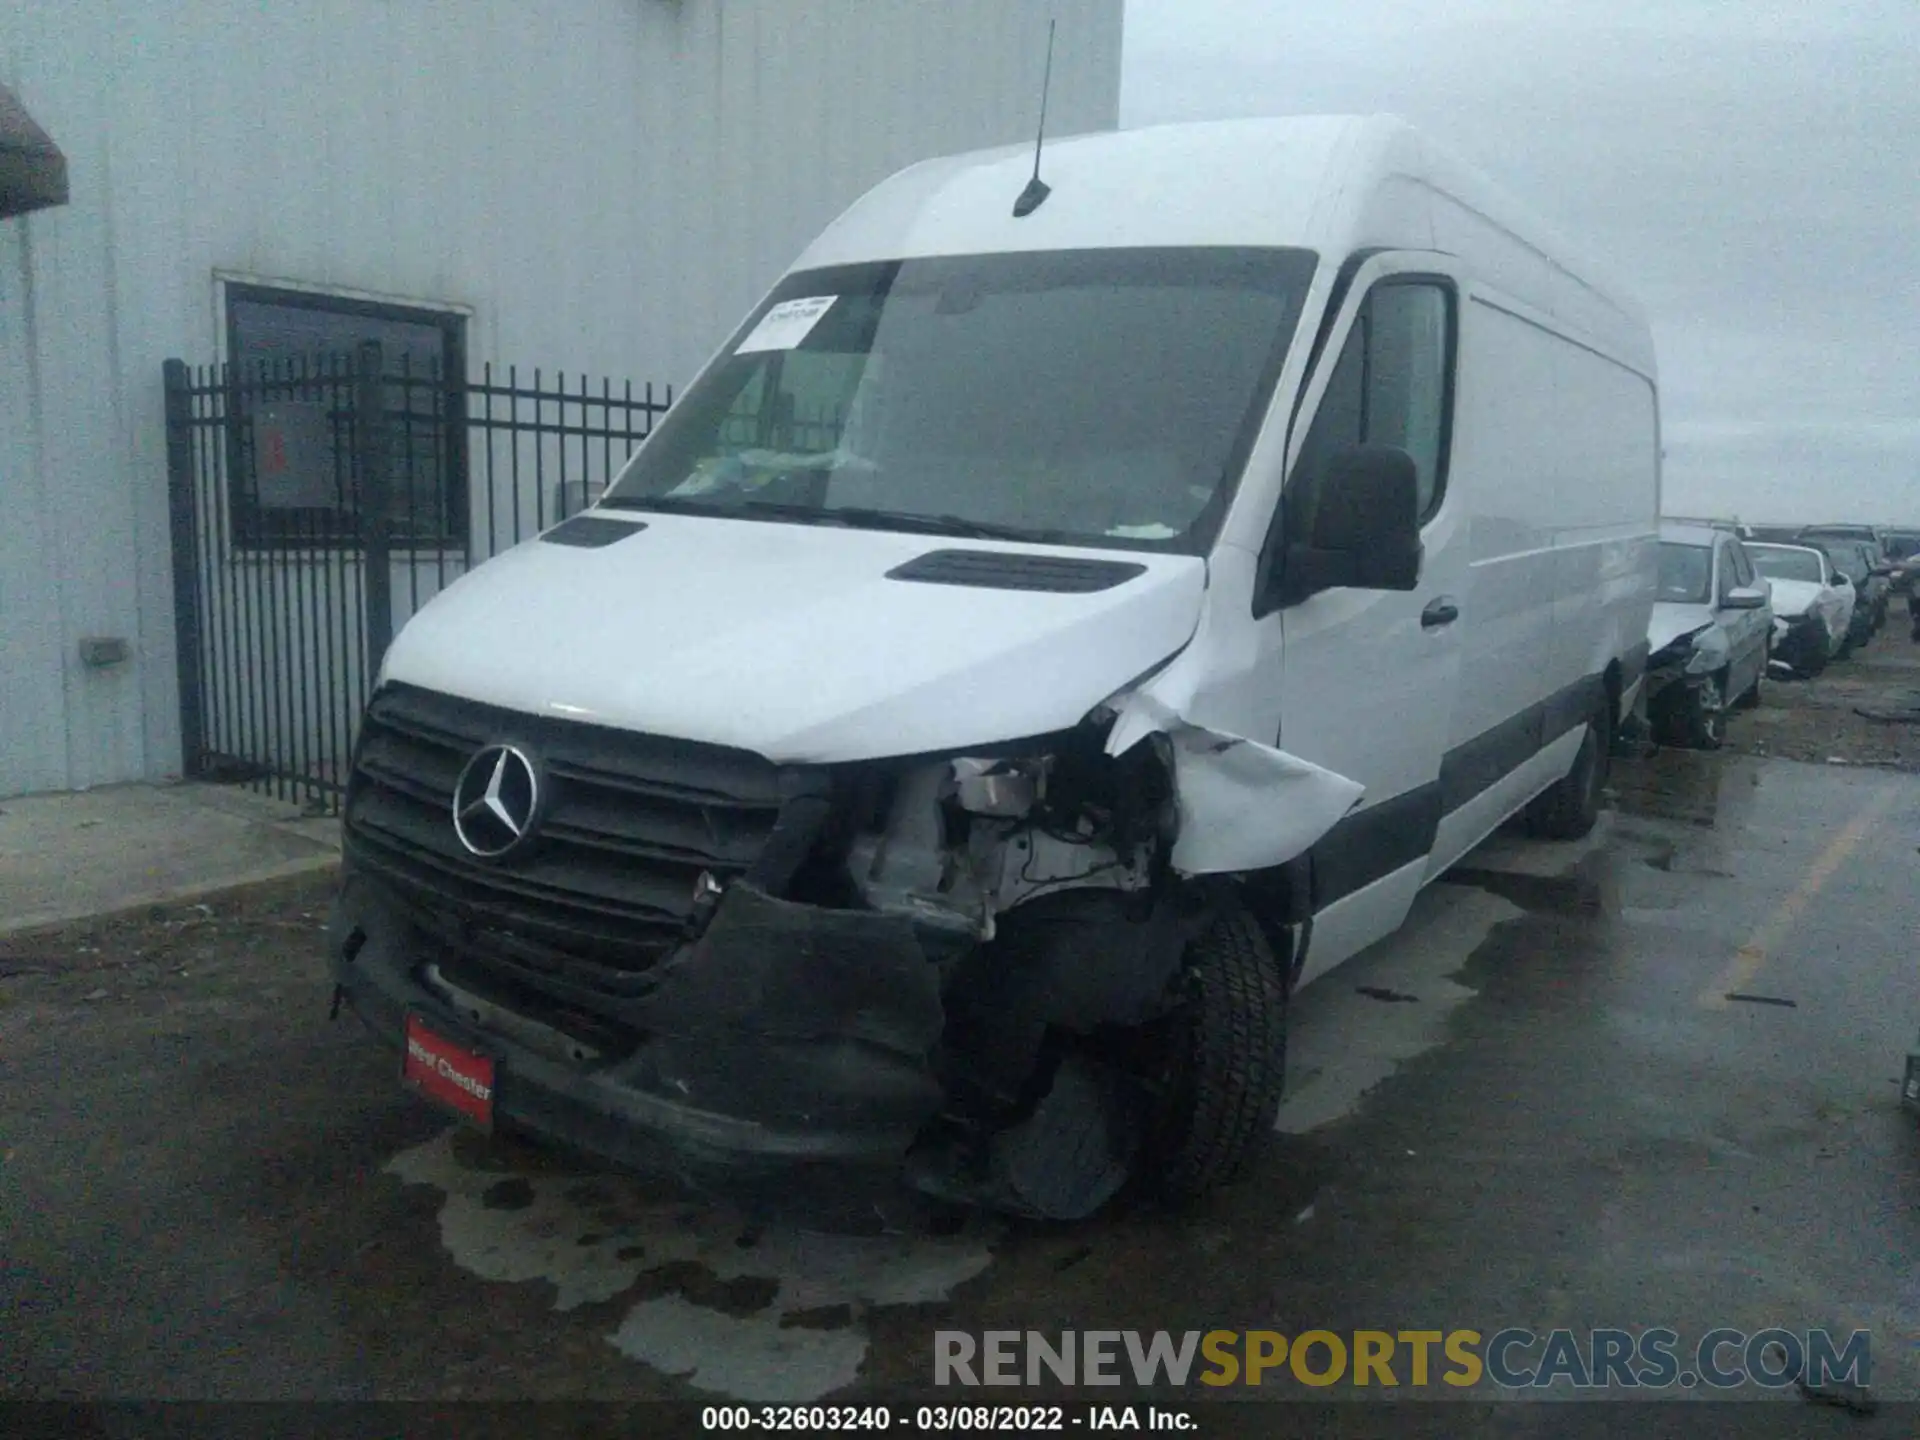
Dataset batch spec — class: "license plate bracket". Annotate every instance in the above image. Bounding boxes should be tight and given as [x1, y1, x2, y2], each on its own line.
[402, 1011, 497, 1131]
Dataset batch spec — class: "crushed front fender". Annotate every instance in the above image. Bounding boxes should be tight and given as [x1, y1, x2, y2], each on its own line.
[1104, 693, 1363, 874]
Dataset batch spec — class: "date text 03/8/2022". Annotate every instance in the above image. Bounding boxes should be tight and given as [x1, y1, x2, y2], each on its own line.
[699, 1403, 1196, 1431]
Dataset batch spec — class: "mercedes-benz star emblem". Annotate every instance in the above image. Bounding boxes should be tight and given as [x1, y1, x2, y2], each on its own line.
[451, 744, 542, 858]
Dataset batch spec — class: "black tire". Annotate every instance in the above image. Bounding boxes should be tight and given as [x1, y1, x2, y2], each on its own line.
[1527, 693, 1612, 840]
[1147, 903, 1289, 1201]
[1734, 652, 1763, 710]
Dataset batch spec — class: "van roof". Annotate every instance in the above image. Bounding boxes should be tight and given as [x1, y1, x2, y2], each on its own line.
[795, 115, 1654, 374]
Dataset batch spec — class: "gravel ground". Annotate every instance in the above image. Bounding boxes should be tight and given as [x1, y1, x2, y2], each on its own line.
[1720, 623, 1920, 771]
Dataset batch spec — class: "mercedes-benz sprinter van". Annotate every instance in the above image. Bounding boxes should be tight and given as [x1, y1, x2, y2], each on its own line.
[329, 116, 1660, 1220]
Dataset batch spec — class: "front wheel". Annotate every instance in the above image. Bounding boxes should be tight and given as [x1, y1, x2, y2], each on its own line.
[1676, 670, 1728, 749]
[1735, 650, 1764, 709]
[1145, 904, 1289, 1202]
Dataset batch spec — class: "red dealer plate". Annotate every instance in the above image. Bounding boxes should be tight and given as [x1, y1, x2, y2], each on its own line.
[402, 1012, 496, 1131]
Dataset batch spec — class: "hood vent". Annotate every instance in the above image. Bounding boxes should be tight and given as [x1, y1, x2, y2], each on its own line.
[886, 549, 1147, 594]
[540, 515, 649, 549]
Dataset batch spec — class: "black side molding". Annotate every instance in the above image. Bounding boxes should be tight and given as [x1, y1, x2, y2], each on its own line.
[1306, 665, 1617, 911]
[886, 549, 1147, 594]
[540, 515, 649, 548]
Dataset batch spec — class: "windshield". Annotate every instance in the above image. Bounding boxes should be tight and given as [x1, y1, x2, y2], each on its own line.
[1657, 542, 1713, 604]
[600, 248, 1317, 552]
[1747, 546, 1823, 584]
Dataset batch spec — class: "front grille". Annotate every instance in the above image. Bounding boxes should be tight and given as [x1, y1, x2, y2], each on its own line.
[345, 683, 787, 987]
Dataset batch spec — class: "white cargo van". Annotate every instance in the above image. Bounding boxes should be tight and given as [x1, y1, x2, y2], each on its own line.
[329, 116, 1660, 1220]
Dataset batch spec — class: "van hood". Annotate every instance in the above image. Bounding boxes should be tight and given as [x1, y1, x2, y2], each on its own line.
[1648, 601, 1714, 655]
[379, 513, 1209, 763]
[1762, 578, 1821, 619]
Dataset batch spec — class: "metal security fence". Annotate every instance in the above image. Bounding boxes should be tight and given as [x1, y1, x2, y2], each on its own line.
[164, 345, 671, 813]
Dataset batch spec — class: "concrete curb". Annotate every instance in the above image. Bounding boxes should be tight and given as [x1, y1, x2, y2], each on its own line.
[0, 853, 341, 939]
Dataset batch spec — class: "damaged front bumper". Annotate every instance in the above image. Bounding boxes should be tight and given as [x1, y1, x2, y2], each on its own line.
[329, 863, 946, 1210]
[1772, 613, 1830, 673]
[1642, 658, 1696, 708]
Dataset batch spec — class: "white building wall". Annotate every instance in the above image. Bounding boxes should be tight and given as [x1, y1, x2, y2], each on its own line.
[0, 0, 1123, 797]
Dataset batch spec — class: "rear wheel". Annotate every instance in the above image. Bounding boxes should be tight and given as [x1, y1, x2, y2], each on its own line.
[1526, 693, 1612, 839]
[1146, 903, 1289, 1202]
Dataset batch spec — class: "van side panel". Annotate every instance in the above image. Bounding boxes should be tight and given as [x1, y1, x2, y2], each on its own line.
[1425, 292, 1658, 876]
[1545, 348, 1660, 713]
[1438, 297, 1563, 778]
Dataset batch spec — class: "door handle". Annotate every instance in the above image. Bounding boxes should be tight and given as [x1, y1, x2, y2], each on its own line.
[1421, 597, 1460, 629]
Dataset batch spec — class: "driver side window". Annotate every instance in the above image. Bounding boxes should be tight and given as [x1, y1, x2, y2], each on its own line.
[1732, 544, 1756, 590]
[1719, 542, 1751, 601]
[1289, 279, 1454, 537]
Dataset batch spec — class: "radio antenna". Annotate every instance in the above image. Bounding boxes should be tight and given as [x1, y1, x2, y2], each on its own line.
[1013, 19, 1056, 217]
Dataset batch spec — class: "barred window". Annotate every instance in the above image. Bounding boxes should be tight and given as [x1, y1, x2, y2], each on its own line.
[225, 283, 466, 548]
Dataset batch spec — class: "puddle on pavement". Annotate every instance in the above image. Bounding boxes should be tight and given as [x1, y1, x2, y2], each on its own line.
[380, 827, 1611, 1397]
[1438, 865, 1605, 916]
[1609, 749, 1768, 834]
[386, 1130, 999, 1402]
[1276, 883, 1521, 1134]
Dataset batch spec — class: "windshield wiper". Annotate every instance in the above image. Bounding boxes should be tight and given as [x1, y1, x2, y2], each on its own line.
[758, 501, 1061, 543]
[600, 494, 1062, 544]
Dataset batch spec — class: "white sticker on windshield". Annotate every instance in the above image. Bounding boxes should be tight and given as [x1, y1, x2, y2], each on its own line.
[735, 296, 837, 354]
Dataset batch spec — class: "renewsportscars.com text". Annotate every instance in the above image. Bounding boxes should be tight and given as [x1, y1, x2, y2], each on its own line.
[932, 1327, 1871, 1390]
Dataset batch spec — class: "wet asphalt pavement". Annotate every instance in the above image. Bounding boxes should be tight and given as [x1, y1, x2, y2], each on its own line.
[5, 736, 1920, 1434]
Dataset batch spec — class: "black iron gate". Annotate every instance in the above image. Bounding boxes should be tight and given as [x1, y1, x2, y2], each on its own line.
[164, 348, 671, 813]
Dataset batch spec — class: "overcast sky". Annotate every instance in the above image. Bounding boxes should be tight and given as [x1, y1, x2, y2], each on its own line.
[1120, 0, 1920, 525]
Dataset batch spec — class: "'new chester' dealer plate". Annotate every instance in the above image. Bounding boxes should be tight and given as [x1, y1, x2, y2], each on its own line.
[402, 1012, 496, 1131]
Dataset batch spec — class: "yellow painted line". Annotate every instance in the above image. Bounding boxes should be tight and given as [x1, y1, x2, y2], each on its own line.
[1697, 784, 1901, 1010]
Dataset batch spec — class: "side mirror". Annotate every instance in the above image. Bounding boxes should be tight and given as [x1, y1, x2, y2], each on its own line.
[1272, 444, 1424, 604]
[1724, 586, 1768, 610]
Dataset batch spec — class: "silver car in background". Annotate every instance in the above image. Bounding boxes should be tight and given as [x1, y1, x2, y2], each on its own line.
[1746, 542, 1852, 675]
[1645, 523, 1772, 748]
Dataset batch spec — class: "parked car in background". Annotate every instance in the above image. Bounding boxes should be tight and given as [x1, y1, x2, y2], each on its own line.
[1881, 528, 1920, 558]
[1854, 540, 1895, 626]
[1800, 527, 1894, 612]
[1799, 523, 1888, 561]
[1646, 523, 1772, 748]
[1882, 529, 1920, 595]
[1745, 542, 1852, 675]
[1801, 538, 1877, 651]
[1834, 539, 1890, 631]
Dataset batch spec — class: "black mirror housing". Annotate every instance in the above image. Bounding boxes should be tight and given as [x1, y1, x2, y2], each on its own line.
[1271, 444, 1424, 605]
